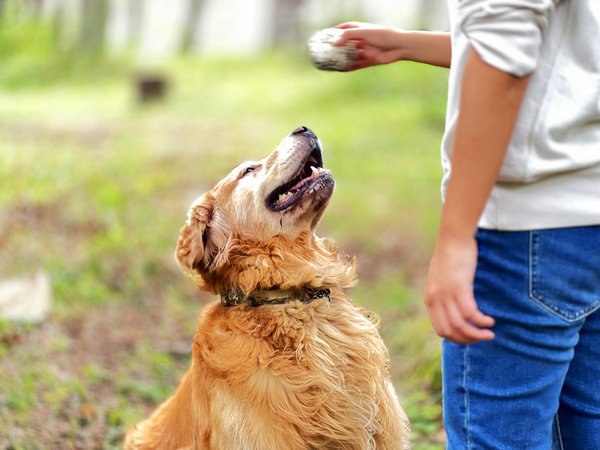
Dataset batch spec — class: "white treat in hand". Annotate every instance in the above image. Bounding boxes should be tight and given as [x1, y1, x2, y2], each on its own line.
[307, 28, 357, 71]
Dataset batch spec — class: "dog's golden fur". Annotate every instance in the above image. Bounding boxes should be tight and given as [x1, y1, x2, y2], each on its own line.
[125, 128, 410, 449]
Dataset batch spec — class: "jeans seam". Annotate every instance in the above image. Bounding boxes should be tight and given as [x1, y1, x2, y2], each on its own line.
[554, 413, 565, 450]
[463, 345, 471, 450]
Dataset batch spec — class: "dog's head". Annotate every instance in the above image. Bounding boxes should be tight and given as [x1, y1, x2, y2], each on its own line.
[176, 126, 356, 295]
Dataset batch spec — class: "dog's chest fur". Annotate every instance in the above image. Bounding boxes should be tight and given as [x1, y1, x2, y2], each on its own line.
[192, 294, 405, 449]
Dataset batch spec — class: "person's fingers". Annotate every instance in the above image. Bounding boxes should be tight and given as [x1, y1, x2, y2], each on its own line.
[467, 308, 496, 328]
[443, 300, 476, 344]
[444, 299, 494, 344]
[333, 29, 365, 46]
[423, 236, 492, 344]
[358, 46, 378, 60]
[455, 290, 496, 328]
[425, 282, 495, 344]
[333, 24, 381, 46]
[427, 302, 452, 340]
[335, 22, 363, 30]
[339, 47, 376, 71]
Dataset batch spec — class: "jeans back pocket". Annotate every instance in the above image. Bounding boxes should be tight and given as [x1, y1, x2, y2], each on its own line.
[529, 227, 600, 322]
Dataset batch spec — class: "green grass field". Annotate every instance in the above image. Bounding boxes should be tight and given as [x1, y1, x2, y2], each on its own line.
[0, 49, 448, 448]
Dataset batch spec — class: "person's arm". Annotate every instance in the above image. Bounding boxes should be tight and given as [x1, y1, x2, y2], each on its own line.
[334, 22, 451, 70]
[424, 48, 531, 344]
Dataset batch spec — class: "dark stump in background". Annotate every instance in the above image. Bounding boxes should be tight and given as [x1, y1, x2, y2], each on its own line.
[136, 74, 168, 103]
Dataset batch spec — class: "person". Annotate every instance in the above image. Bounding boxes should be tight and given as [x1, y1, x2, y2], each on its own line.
[333, 1, 600, 448]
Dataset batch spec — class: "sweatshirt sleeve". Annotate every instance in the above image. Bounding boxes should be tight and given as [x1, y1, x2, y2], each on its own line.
[458, 0, 557, 76]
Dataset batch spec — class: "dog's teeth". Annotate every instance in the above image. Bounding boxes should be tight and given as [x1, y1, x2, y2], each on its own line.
[308, 156, 318, 165]
[277, 192, 293, 204]
[311, 166, 320, 176]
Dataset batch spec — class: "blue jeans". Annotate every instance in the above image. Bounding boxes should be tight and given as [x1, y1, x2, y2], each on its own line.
[442, 226, 600, 449]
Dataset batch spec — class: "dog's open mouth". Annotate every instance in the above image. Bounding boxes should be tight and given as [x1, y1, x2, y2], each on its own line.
[266, 145, 334, 213]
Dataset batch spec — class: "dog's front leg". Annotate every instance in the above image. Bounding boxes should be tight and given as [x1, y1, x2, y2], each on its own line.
[124, 365, 211, 450]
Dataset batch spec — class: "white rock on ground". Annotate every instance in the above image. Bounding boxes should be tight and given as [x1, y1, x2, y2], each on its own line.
[0, 270, 52, 323]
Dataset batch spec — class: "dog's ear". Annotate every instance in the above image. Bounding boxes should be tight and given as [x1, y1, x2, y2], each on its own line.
[175, 193, 213, 274]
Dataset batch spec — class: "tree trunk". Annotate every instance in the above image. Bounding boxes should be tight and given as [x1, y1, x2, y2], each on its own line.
[31, 0, 43, 18]
[127, 0, 144, 47]
[181, 0, 204, 53]
[51, 0, 64, 48]
[81, 0, 109, 53]
[272, 0, 304, 46]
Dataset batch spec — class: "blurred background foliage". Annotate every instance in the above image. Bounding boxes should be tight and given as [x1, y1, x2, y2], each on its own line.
[0, 0, 449, 448]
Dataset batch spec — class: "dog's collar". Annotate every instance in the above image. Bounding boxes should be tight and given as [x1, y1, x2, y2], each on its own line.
[220, 287, 331, 307]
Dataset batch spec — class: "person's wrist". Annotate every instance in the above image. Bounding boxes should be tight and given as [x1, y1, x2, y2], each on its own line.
[436, 218, 477, 250]
[386, 28, 409, 61]
[397, 30, 424, 62]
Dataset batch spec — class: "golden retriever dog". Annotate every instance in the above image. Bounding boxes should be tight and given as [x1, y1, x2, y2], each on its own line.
[125, 126, 410, 449]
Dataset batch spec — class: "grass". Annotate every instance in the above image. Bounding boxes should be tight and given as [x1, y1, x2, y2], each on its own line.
[0, 47, 448, 448]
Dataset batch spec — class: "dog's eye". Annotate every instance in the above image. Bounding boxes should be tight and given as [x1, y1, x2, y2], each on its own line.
[240, 166, 257, 178]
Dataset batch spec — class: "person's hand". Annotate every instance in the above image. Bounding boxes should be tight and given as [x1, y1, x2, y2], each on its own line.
[333, 22, 406, 71]
[424, 233, 495, 344]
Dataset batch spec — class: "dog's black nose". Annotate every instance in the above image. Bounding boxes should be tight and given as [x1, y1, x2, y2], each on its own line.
[292, 126, 315, 137]
[292, 126, 308, 135]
